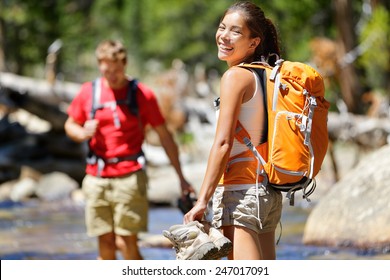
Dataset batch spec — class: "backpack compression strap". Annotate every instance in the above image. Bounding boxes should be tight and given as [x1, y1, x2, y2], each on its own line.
[234, 120, 267, 168]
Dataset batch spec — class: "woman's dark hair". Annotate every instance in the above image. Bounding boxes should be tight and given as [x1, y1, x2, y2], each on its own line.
[222, 1, 281, 65]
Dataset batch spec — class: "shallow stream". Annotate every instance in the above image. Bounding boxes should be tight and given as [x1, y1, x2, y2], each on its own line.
[1, 198, 389, 260]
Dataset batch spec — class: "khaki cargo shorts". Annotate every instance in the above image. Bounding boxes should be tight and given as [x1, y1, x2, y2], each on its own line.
[211, 185, 282, 234]
[82, 170, 148, 237]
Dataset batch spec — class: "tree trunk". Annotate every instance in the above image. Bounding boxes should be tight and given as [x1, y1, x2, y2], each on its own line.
[0, 8, 5, 72]
[333, 0, 365, 114]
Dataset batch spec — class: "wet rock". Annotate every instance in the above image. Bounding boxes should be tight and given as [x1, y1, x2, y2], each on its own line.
[70, 188, 85, 205]
[138, 233, 172, 248]
[147, 161, 205, 206]
[0, 166, 44, 202]
[10, 177, 37, 201]
[303, 144, 390, 250]
[35, 172, 78, 201]
[0, 180, 14, 201]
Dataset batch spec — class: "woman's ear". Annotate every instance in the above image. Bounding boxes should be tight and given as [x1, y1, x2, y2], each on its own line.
[250, 37, 261, 49]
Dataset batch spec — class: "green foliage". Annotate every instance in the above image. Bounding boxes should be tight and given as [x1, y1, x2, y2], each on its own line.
[127, 0, 232, 70]
[250, 0, 334, 61]
[1, 0, 60, 74]
[358, 5, 390, 93]
[0, 0, 388, 99]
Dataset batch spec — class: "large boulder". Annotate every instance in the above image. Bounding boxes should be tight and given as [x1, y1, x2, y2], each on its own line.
[35, 172, 78, 201]
[303, 144, 390, 250]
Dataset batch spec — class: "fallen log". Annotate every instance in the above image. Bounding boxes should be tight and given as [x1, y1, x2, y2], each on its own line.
[2, 88, 68, 131]
[0, 72, 80, 131]
[0, 71, 80, 104]
[327, 111, 390, 148]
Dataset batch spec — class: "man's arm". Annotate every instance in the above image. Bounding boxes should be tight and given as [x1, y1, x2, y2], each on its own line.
[153, 124, 195, 196]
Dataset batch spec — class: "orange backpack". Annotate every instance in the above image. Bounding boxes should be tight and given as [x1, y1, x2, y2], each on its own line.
[236, 59, 329, 205]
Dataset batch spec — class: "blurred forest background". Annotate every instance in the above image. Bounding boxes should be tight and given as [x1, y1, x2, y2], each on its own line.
[0, 0, 389, 186]
[1, 0, 390, 258]
[1, 0, 389, 103]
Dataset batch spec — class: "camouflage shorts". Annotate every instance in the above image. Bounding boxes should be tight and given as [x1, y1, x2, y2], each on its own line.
[211, 185, 282, 234]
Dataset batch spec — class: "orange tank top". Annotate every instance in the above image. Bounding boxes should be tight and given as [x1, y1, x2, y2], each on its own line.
[217, 70, 267, 186]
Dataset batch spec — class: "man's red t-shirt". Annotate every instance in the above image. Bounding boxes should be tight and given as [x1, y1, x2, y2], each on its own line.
[67, 77, 165, 177]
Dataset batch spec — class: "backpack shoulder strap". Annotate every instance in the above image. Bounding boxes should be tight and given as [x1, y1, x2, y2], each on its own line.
[127, 78, 139, 116]
[90, 78, 139, 118]
[90, 78, 102, 119]
[236, 64, 269, 144]
[127, 78, 144, 129]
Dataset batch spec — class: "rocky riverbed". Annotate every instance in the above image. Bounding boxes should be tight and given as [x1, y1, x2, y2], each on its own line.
[1, 151, 390, 260]
[1, 110, 390, 259]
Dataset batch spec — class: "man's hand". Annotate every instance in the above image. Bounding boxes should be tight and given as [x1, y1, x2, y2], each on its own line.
[83, 119, 99, 139]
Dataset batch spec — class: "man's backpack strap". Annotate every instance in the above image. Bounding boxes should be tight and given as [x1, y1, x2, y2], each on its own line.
[86, 150, 145, 177]
[90, 78, 102, 119]
[127, 79, 139, 115]
[90, 77, 139, 119]
[87, 77, 142, 177]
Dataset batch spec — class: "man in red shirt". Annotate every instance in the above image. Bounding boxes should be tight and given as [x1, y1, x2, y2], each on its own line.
[65, 40, 194, 260]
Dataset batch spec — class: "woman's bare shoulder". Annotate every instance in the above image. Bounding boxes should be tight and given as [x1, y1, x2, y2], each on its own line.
[221, 66, 254, 89]
[222, 66, 253, 82]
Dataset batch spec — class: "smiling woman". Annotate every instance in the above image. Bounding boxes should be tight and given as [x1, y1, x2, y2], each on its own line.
[216, 11, 260, 67]
[183, 1, 283, 260]
[215, 1, 280, 67]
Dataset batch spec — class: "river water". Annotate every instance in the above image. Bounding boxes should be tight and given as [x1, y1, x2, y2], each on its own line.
[1, 197, 389, 260]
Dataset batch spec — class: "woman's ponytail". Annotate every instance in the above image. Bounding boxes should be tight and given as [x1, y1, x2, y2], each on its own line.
[260, 18, 281, 66]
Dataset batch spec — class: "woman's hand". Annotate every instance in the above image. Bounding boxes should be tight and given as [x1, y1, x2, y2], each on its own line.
[183, 200, 208, 224]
